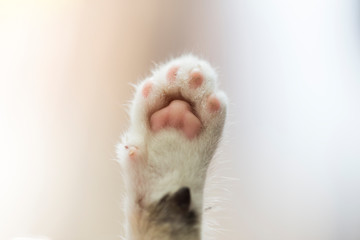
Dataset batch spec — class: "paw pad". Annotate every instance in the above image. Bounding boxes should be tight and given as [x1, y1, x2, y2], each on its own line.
[142, 82, 152, 98]
[150, 100, 202, 140]
[207, 94, 221, 112]
[189, 70, 203, 89]
[166, 66, 179, 82]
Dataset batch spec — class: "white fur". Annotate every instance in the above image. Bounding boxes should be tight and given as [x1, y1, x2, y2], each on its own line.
[117, 54, 228, 240]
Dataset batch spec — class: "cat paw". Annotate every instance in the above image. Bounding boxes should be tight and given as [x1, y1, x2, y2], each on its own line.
[118, 54, 227, 205]
[128, 54, 227, 141]
[117, 54, 228, 239]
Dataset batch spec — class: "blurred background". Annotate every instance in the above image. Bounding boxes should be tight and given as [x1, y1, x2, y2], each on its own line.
[0, 0, 359, 240]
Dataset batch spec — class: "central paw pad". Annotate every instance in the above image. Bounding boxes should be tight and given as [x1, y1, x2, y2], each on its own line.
[150, 100, 202, 139]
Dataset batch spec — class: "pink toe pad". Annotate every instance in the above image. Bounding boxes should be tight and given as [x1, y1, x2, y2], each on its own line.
[189, 71, 203, 89]
[142, 82, 152, 98]
[167, 66, 179, 82]
[207, 95, 221, 112]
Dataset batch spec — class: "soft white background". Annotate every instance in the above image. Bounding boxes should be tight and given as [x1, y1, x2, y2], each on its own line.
[0, 0, 359, 240]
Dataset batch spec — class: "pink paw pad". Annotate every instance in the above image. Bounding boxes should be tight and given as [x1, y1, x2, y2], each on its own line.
[207, 94, 221, 112]
[150, 100, 202, 140]
[189, 70, 203, 89]
[166, 66, 179, 82]
[142, 82, 152, 98]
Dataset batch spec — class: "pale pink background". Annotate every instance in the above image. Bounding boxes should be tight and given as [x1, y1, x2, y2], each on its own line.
[1, 1, 359, 240]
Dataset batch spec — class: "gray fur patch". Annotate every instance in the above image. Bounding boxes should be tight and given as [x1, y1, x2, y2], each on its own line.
[147, 187, 200, 239]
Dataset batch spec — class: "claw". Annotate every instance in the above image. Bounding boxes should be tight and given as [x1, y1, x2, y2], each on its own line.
[127, 146, 138, 158]
[129, 148, 135, 157]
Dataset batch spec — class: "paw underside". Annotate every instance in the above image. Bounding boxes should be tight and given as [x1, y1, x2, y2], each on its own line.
[118, 55, 227, 239]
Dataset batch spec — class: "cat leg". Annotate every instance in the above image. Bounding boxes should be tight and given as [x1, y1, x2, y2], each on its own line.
[118, 54, 227, 240]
